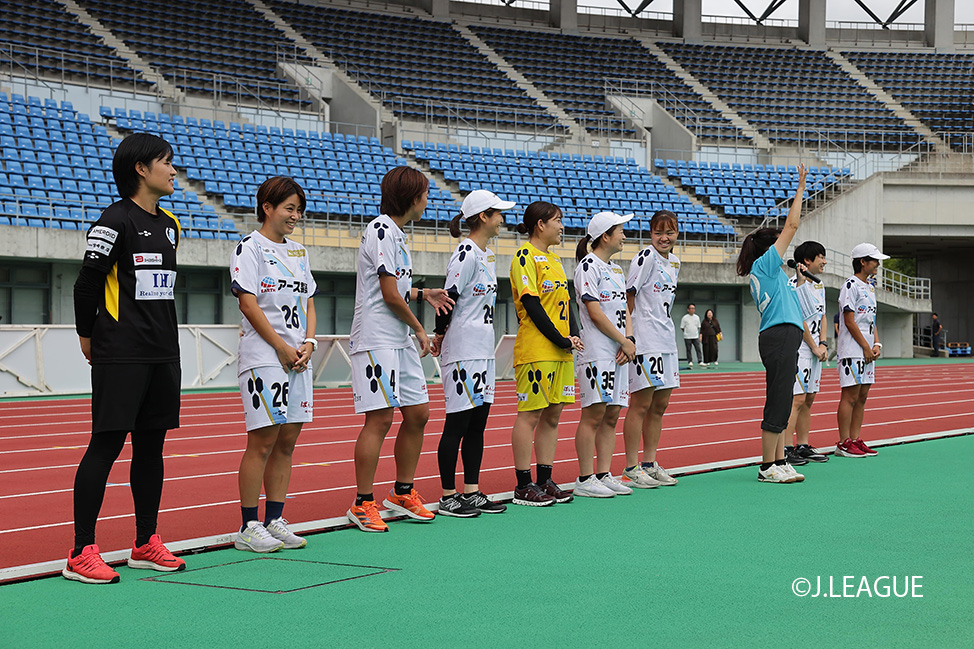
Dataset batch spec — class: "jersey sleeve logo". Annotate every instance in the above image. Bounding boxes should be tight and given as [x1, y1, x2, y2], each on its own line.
[86, 239, 113, 256]
[89, 226, 118, 243]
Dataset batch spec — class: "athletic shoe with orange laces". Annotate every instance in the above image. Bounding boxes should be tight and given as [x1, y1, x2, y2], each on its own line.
[383, 489, 435, 521]
[62, 544, 120, 584]
[127, 534, 186, 572]
[853, 438, 878, 456]
[347, 500, 388, 532]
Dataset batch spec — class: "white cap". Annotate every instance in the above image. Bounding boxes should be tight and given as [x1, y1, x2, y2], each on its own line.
[850, 242, 889, 260]
[460, 190, 516, 218]
[587, 211, 634, 240]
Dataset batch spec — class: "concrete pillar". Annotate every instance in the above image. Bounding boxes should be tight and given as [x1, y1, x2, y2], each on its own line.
[673, 0, 703, 44]
[420, 0, 450, 18]
[925, 0, 955, 52]
[798, 0, 827, 49]
[550, 0, 578, 32]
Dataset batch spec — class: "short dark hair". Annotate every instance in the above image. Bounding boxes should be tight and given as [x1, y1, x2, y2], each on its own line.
[515, 201, 561, 236]
[932, 312, 938, 317]
[793, 240, 826, 265]
[256, 176, 306, 223]
[112, 132, 174, 199]
[736, 227, 780, 276]
[649, 210, 678, 232]
[380, 166, 429, 217]
[852, 256, 876, 273]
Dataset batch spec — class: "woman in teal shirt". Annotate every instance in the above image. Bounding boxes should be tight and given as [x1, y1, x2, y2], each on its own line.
[736, 165, 808, 484]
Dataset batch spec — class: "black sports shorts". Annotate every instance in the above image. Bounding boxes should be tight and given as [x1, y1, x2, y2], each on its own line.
[90, 362, 181, 433]
[758, 324, 802, 434]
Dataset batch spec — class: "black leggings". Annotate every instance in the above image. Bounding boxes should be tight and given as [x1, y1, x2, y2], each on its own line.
[73, 429, 168, 549]
[758, 324, 802, 433]
[437, 404, 491, 490]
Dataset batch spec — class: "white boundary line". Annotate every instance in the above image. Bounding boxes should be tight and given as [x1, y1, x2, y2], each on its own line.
[2, 427, 969, 585]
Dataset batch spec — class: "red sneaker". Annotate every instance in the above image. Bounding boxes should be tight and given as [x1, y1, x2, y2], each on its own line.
[853, 438, 879, 456]
[62, 545, 120, 584]
[834, 439, 866, 458]
[383, 489, 435, 521]
[128, 534, 186, 572]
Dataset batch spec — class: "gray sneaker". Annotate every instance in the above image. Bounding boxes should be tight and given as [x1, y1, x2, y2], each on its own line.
[621, 465, 661, 489]
[266, 517, 307, 549]
[600, 472, 633, 495]
[642, 463, 678, 486]
[235, 520, 284, 553]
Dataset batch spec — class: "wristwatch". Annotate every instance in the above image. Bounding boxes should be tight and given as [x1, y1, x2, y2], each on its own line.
[303, 337, 318, 351]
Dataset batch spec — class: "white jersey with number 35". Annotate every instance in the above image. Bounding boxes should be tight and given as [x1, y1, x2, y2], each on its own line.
[575, 253, 627, 363]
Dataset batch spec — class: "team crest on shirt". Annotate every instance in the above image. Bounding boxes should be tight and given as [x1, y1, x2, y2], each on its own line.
[166, 227, 176, 248]
[473, 283, 487, 296]
[260, 276, 277, 293]
[599, 290, 612, 302]
[541, 279, 555, 294]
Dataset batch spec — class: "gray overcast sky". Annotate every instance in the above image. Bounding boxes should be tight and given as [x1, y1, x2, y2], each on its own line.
[576, 0, 974, 24]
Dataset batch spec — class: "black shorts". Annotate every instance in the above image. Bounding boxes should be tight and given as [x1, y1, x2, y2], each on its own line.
[90, 362, 181, 433]
[758, 324, 802, 434]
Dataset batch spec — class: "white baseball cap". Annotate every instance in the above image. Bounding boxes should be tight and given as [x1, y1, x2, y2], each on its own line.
[850, 242, 889, 260]
[587, 211, 634, 240]
[460, 190, 516, 218]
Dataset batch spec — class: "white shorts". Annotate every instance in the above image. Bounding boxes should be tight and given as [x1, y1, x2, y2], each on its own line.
[441, 359, 495, 414]
[793, 353, 823, 395]
[838, 357, 875, 388]
[238, 365, 313, 432]
[577, 359, 630, 408]
[629, 352, 680, 393]
[351, 347, 429, 413]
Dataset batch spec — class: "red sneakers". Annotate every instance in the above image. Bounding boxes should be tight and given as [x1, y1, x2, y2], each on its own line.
[62, 545, 120, 584]
[128, 534, 186, 572]
[853, 438, 879, 456]
[834, 439, 867, 458]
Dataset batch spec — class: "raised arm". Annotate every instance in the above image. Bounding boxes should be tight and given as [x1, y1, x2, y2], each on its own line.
[774, 164, 807, 261]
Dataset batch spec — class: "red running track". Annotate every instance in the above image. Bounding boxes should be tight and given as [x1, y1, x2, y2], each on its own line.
[1, 363, 972, 570]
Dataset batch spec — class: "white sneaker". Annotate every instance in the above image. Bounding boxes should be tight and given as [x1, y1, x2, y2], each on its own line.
[713, 362, 718, 367]
[687, 362, 693, 369]
[700, 362, 708, 368]
[782, 464, 805, 483]
[235, 520, 284, 553]
[642, 463, 678, 486]
[758, 465, 791, 483]
[600, 473, 633, 495]
[574, 475, 616, 498]
[266, 517, 307, 549]
[621, 465, 661, 489]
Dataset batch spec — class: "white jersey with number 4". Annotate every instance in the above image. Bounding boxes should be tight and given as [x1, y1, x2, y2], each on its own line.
[837, 275, 877, 360]
[575, 253, 627, 363]
[440, 238, 497, 365]
[230, 230, 317, 374]
[627, 246, 679, 354]
[790, 276, 826, 357]
[349, 215, 413, 354]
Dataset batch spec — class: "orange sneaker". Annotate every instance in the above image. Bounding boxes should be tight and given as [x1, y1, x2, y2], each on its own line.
[347, 500, 388, 532]
[127, 534, 186, 572]
[383, 489, 435, 521]
[62, 545, 120, 584]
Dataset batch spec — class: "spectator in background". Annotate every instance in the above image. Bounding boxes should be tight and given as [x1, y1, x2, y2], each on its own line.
[931, 313, 942, 357]
[680, 304, 703, 368]
[700, 308, 721, 368]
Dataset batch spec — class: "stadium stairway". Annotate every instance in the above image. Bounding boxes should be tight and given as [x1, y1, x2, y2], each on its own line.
[825, 50, 951, 155]
[452, 23, 588, 144]
[640, 40, 772, 150]
[56, 0, 181, 99]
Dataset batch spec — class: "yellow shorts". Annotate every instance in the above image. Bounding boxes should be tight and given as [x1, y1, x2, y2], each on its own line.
[514, 361, 576, 412]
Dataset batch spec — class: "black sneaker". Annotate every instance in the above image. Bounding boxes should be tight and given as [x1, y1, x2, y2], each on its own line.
[512, 483, 555, 507]
[795, 443, 829, 463]
[784, 446, 809, 466]
[437, 493, 481, 518]
[460, 491, 507, 514]
[539, 479, 574, 503]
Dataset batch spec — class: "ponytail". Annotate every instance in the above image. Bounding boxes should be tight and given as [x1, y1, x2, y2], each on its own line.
[575, 234, 591, 262]
[449, 212, 463, 238]
[515, 222, 529, 234]
[518, 201, 560, 237]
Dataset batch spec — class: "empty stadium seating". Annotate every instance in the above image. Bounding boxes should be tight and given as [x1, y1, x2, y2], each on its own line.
[661, 43, 916, 147]
[405, 141, 736, 237]
[845, 51, 974, 147]
[0, 93, 240, 238]
[472, 26, 738, 139]
[78, 0, 305, 106]
[655, 159, 850, 220]
[0, 0, 154, 90]
[269, 2, 557, 129]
